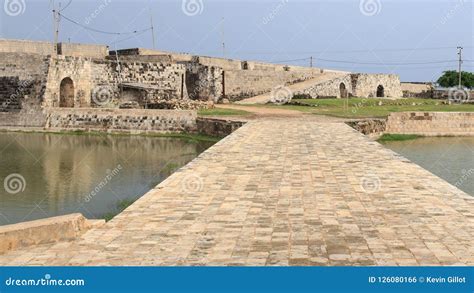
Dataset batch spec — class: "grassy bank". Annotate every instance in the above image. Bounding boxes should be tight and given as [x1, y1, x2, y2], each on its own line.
[143, 132, 222, 143]
[198, 108, 251, 116]
[103, 199, 137, 222]
[377, 134, 421, 142]
[247, 98, 474, 118]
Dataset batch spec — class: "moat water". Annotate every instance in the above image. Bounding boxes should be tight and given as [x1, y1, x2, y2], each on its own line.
[384, 137, 474, 197]
[0, 132, 214, 226]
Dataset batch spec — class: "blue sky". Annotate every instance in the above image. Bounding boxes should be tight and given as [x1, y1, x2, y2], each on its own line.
[0, 0, 473, 82]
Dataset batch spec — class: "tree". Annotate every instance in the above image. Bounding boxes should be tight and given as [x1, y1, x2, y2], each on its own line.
[437, 70, 474, 88]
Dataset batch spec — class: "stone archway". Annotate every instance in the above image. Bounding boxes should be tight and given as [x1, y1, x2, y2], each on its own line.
[339, 83, 348, 98]
[59, 77, 74, 108]
[376, 85, 385, 98]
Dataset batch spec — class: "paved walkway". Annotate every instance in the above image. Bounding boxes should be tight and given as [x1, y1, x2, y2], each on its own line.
[1, 119, 474, 266]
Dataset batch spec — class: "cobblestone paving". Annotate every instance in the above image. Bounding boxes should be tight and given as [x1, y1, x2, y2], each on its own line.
[1, 119, 474, 266]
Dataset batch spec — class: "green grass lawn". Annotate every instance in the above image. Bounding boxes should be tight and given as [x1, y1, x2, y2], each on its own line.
[250, 98, 474, 118]
[198, 108, 251, 116]
[377, 134, 422, 142]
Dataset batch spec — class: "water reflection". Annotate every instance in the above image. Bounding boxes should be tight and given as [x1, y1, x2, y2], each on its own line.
[383, 137, 474, 197]
[0, 132, 214, 225]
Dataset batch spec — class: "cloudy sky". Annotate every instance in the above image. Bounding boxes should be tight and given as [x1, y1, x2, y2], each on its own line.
[0, 0, 472, 81]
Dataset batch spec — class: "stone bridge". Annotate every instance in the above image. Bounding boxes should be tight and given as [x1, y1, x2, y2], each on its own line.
[0, 118, 473, 266]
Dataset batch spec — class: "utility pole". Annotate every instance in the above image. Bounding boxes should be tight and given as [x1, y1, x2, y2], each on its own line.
[149, 8, 156, 49]
[52, 1, 60, 56]
[221, 17, 226, 58]
[51, 0, 57, 55]
[457, 46, 463, 88]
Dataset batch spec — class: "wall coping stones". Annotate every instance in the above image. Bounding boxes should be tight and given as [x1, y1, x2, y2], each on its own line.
[0, 213, 104, 255]
[386, 112, 474, 136]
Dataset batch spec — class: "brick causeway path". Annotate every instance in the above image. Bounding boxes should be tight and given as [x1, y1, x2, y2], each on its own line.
[1, 119, 474, 266]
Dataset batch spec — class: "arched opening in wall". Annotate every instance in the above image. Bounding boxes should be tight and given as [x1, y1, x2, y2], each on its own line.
[59, 77, 75, 107]
[339, 83, 348, 98]
[376, 85, 385, 98]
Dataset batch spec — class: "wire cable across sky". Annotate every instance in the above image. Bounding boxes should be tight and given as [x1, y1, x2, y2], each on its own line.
[58, 12, 152, 35]
[270, 57, 473, 66]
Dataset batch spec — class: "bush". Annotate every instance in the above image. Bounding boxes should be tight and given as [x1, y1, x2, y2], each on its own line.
[437, 71, 474, 88]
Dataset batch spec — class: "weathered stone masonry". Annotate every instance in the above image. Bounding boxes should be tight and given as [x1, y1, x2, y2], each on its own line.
[0, 53, 50, 112]
[296, 73, 403, 99]
[386, 112, 474, 136]
[0, 39, 404, 134]
[46, 108, 197, 133]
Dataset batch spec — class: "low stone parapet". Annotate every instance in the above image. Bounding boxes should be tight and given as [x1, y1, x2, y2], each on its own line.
[346, 119, 386, 137]
[386, 112, 474, 136]
[45, 108, 197, 133]
[0, 214, 103, 255]
[0, 111, 48, 127]
[196, 117, 245, 137]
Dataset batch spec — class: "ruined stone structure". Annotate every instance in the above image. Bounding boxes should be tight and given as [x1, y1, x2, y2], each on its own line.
[295, 73, 403, 99]
[0, 38, 403, 128]
[401, 82, 434, 98]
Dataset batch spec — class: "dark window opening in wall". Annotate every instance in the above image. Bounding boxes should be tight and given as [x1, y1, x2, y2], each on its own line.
[242, 62, 249, 70]
[181, 74, 185, 99]
[59, 77, 74, 107]
[376, 85, 385, 98]
[222, 71, 226, 100]
[339, 83, 348, 98]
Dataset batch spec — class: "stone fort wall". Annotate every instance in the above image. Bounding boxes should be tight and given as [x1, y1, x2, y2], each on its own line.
[0, 50, 189, 111]
[46, 108, 197, 133]
[0, 39, 108, 58]
[386, 112, 474, 136]
[130, 54, 403, 101]
[0, 39, 404, 114]
[297, 73, 403, 98]
[58, 43, 108, 58]
[0, 53, 50, 112]
[352, 74, 403, 98]
[42, 56, 187, 109]
[224, 69, 320, 101]
[0, 108, 198, 133]
[90, 59, 186, 105]
[184, 63, 223, 102]
[0, 39, 55, 55]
